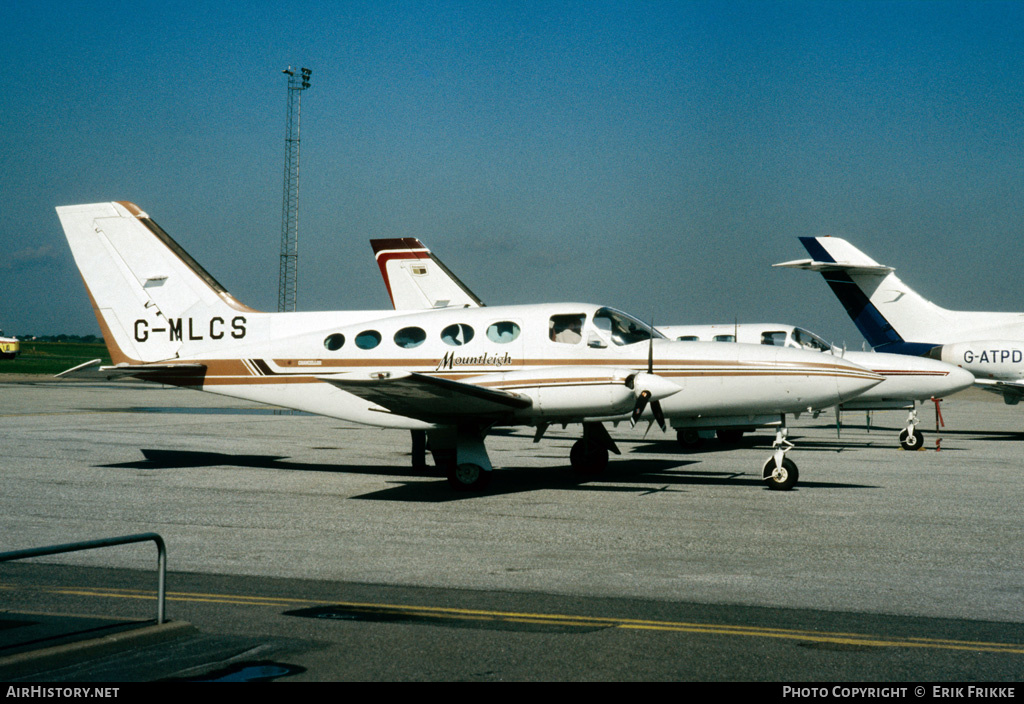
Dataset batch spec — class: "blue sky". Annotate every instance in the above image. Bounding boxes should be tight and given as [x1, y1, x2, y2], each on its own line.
[3, 0, 1024, 347]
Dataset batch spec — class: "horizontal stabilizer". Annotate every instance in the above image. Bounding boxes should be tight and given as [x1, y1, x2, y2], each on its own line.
[55, 359, 106, 378]
[773, 258, 893, 274]
[57, 359, 206, 380]
[318, 371, 531, 423]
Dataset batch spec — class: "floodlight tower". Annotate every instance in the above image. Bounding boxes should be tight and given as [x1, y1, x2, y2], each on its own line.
[278, 66, 312, 312]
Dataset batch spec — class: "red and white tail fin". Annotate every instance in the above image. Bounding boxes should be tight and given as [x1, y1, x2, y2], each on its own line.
[370, 238, 484, 310]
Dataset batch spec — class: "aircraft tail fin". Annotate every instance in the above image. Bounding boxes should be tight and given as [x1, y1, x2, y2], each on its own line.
[370, 238, 484, 310]
[774, 236, 946, 354]
[56, 201, 258, 364]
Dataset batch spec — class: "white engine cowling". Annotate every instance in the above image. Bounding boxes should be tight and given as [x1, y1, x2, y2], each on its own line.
[932, 340, 1024, 380]
[470, 366, 644, 418]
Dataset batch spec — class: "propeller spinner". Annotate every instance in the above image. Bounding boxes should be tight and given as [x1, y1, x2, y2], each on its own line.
[628, 323, 678, 431]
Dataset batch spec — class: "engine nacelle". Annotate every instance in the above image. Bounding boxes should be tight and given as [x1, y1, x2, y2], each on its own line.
[471, 365, 641, 418]
[929, 340, 1024, 380]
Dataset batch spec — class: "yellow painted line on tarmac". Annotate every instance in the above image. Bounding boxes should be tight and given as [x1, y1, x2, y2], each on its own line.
[2, 585, 301, 609]
[7, 583, 1024, 654]
[0, 410, 117, 418]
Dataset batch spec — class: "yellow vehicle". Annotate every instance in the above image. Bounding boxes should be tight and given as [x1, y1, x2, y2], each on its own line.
[0, 332, 19, 359]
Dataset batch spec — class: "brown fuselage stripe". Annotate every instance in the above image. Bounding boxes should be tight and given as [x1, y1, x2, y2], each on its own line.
[270, 357, 868, 371]
[136, 364, 878, 390]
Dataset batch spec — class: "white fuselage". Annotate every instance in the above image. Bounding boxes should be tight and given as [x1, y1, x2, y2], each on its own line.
[155, 304, 882, 429]
[55, 202, 883, 436]
[659, 323, 974, 410]
[842, 268, 1024, 383]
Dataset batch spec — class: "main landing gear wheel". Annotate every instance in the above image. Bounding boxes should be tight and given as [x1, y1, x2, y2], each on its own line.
[899, 427, 925, 451]
[762, 456, 798, 491]
[570, 439, 609, 475]
[676, 429, 703, 450]
[446, 463, 492, 492]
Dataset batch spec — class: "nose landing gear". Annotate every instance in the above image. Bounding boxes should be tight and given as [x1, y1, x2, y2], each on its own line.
[762, 417, 799, 490]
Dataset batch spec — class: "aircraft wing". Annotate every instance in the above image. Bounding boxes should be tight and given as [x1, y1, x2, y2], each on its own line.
[319, 371, 532, 423]
[973, 379, 1024, 406]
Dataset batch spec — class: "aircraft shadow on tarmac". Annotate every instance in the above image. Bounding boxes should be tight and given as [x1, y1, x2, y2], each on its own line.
[924, 429, 1024, 442]
[801, 421, 1024, 444]
[624, 433, 920, 455]
[98, 448, 875, 502]
[100, 448, 422, 477]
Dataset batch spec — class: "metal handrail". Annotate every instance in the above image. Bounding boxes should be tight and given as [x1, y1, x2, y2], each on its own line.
[0, 532, 167, 624]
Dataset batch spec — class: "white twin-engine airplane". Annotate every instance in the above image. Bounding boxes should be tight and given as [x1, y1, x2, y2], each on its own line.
[372, 237, 971, 454]
[56, 202, 882, 493]
[657, 323, 973, 450]
[775, 236, 1024, 406]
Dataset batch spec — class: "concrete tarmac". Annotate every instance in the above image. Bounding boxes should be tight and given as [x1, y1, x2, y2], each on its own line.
[2, 377, 1023, 680]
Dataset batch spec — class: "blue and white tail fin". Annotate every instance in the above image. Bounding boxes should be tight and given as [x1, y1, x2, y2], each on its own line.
[56, 201, 258, 365]
[370, 238, 484, 310]
[775, 236, 1021, 351]
[774, 236, 948, 354]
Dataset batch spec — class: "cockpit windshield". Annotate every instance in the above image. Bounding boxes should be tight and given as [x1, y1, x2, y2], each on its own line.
[791, 327, 833, 353]
[592, 308, 665, 346]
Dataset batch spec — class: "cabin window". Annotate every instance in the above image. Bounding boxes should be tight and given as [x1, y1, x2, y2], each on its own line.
[592, 308, 660, 346]
[394, 326, 426, 349]
[761, 331, 787, 346]
[486, 321, 520, 343]
[549, 314, 585, 344]
[713, 335, 735, 342]
[323, 333, 345, 351]
[441, 323, 474, 346]
[793, 328, 831, 352]
[355, 330, 382, 350]
[676, 335, 699, 342]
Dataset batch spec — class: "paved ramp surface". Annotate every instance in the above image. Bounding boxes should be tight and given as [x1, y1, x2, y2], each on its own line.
[1, 379, 1022, 680]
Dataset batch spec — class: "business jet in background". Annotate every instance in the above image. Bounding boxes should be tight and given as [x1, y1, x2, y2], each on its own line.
[776, 236, 1024, 406]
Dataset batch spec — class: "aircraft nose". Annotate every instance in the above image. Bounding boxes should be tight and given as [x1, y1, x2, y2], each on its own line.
[835, 362, 885, 404]
[940, 366, 976, 396]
